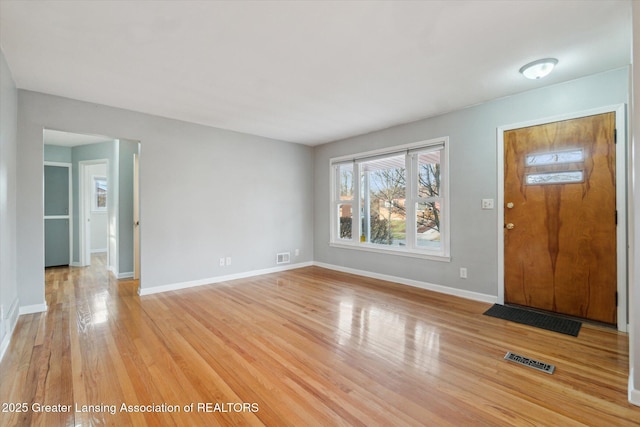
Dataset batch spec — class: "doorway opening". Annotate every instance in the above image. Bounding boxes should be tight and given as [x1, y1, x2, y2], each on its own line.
[79, 159, 109, 267]
[43, 129, 141, 284]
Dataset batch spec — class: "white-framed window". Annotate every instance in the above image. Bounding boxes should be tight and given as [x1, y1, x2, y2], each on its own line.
[330, 137, 449, 261]
[92, 176, 107, 212]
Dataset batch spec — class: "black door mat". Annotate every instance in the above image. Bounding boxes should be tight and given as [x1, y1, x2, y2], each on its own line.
[483, 304, 581, 337]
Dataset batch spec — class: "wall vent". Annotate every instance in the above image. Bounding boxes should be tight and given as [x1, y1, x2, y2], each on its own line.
[276, 252, 291, 264]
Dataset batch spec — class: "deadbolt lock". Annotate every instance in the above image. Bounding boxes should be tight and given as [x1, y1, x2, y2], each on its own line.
[505, 223, 515, 230]
[506, 202, 514, 209]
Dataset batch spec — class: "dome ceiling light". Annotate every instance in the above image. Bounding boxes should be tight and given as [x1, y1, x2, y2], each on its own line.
[519, 58, 559, 80]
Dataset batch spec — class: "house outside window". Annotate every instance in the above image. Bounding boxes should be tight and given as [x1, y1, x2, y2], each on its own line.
[330, 138, 449, 261]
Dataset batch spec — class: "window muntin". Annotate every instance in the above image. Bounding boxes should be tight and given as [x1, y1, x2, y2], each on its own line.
[330, 139, 448, 260]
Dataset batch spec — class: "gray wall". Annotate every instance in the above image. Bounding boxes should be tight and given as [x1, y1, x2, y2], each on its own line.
[43, 145, 72, 163]
[314, 68, 629, 298]
[16, 91, 314, 305]
[0, 48, 19, 344]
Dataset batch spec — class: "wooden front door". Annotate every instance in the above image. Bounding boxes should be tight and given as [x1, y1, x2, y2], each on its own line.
[503, 112, 617, 324]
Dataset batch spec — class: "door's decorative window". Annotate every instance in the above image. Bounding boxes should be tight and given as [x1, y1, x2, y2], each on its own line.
[525, 171, 584, 185]
[526, 149, 584, 166]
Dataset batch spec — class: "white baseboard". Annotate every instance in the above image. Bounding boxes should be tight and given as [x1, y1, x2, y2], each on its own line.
[0, 330, 11, 363]
[19, 303, 48, 315]
[313, 262, 498, 304]
[70, 261, 82, 267]
[0, 298, 20, 363]
[630, 369, 640, 406]
[138, 260, 495, 305]
[139, 262, 314, 296]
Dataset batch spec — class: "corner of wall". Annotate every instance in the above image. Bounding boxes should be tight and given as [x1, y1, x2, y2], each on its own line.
[0, 297, 20, 362]
[630, 368, 640, 406]
[18, 303, 48, 316]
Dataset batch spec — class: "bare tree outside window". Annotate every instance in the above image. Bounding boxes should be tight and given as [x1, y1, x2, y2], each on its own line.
[331, 142, 447, 256]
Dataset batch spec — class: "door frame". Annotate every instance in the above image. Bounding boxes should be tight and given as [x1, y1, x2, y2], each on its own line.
[496, 104, 628, 331]
[78, 159, 109, 267]
[44, 161, 73, 266]
[133, 152, 140, 280]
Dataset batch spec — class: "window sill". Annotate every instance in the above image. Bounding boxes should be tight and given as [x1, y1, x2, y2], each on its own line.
[329, 241, 450, 262]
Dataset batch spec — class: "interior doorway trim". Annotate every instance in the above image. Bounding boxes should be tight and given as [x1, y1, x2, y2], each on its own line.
[79, 159, 109, 267]
[496, 104, 627, 332]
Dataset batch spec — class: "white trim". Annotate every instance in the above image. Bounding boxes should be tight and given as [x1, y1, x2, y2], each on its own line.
[497, 104, 628, 332]
[19, 303, 48, 315]
[43, 161, 72, 168]
[138, 260, 495, 305]
[0, 298, 19, 363]
[91, 248, 107, 254]
[314, 261, 497, 304]
[108, 265, 118, 277]
[630, 368, 640, 406]
[117, 271, 134, 279]
[6, 298, 19, 324]
[329, 241, 451, 262]
[44, 161, 73, 266]
[329, 136, 450, 259]
[70, 261, 82, 267]
[0, 331, 11, 363]
[330, 137, 447, 164]
[138, 262, 314, 296]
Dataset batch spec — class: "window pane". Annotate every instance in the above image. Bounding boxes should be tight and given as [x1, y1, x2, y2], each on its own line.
[416, 201, 441, 249]
[338, 204, 352, 240]
[95, 178, 107, 209]
[361, 155, 406, 246]
[417, 151, 441, 198]
[338, 164, 354, 200]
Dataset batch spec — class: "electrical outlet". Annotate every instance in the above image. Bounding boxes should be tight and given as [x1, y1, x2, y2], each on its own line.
[460, 268, 468, 279]
[219, 257, 225, 267]
[294, 249, 300, 257]
[226, 257, 232, 266]
[481, 199, 494, 209]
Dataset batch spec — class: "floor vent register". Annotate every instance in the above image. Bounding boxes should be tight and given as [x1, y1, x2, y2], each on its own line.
[504, 351, 555, 374]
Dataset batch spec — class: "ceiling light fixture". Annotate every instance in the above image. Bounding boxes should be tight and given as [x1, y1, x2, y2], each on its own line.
[519, 58, 558, 80]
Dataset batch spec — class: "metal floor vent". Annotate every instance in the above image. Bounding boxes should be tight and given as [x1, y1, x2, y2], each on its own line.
[504, 351, 555, 374]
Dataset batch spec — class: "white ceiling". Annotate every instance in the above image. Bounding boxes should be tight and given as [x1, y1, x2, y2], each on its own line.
[0, 1, 632, 146]
[43, 129, 113, 147]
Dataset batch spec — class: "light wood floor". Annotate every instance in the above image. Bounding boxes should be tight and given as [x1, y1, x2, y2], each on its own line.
[1, 255, 638, 426]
